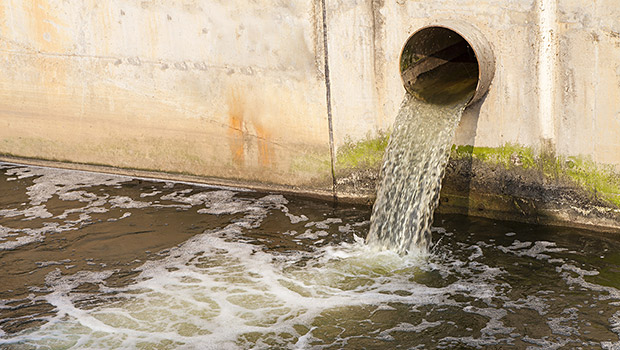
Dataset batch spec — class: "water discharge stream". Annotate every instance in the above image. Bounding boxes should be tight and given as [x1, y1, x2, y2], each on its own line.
[366, 93, 470, 255]
[367, 25, 481, 255]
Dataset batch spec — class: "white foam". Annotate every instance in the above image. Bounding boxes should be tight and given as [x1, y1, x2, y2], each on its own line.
[0, 205, 53, 220]
[305, 218, 342, 229]
[2, 162, 620, 349]
[286, 213, 308, 224]
[0, 222, 75, 251]
[3, 225, 497, 349]
[35, 259, 72, 268]
[0, 166, 134, 250]
[602, 312, 620, 349]
[499, 240, 568, 261]
[140, 190, 162, 198]
[385, 320, 442, 334]
[6, 166, 129, 206]
[109, 196, 152, 209]
[503, 295, 549, 316]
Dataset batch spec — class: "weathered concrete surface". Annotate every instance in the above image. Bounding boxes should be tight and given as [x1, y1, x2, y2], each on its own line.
[0, 1, 332, 190]
[327, 0, 620, 230]
[556, 0, 620, 166]
[1, 0, 620, 231]
[329, 0, 620, 168]
[439, 147, 620, 233]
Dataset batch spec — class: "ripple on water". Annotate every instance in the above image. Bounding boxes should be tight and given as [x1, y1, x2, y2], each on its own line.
[0, 163, 619, 349]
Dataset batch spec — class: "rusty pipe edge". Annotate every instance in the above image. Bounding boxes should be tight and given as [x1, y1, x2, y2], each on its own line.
[399, 20, 495, 106]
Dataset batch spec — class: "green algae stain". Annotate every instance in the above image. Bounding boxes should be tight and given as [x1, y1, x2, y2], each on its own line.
[452, 143, 620, 208]
[452, 143, 536, 169]
[562, 157, 620, 207]
[290, 150, 332, 175]
[335, 132, 390, 171]
[287, 146, 334, 188]
[535, 152, 620, 207]
[330, 136, 620, 207]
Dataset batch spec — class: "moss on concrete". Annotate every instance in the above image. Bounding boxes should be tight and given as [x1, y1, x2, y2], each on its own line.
[562, 157, 620, 207]
[333, 135, 620, 216]
[290, 151, 331, 174]
[289, 148, 333, 189]
[333, 137, 620, 209]
[335, 132, 390, 170]
[332, 132, 390, 197]
[451, 143, 620, 208]
[452, 143, 537, 169]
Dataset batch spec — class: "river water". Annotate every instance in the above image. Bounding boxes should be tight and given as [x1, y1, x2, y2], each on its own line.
[1, 162, 619, 349]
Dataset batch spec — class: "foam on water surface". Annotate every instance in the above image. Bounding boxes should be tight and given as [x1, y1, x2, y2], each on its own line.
[0, 163, 619, 349]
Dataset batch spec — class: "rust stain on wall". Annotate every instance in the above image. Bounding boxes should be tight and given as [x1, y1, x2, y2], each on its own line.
[227, 89, 245, 167]
[254, 123, 274, 167]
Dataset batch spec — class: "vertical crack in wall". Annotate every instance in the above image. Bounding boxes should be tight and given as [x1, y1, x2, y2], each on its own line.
[320, 0, 337, 202]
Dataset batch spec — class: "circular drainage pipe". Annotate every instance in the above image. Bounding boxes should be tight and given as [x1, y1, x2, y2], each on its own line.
[400, 21, 495, 106]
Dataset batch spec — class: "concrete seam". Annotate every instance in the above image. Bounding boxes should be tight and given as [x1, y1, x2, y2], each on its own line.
[537, 0, 558, 145]
[320, 0, 338, 202]
[0, 46, 292, 74]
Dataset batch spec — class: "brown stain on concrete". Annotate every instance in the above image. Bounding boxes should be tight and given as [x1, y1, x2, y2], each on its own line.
[254, 123, 274, 167]
[0, 1, 336, 191]
[226, 86, 279, 170]
[227, 89, 246, 167]
[147, 8, 160, 59]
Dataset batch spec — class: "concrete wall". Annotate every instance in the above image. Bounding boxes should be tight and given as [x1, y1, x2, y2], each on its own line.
[330, 0, 620, 160]
[1, 0, 620, 228]
[556, 0, 620, 166]
[0, 0, 332, 190]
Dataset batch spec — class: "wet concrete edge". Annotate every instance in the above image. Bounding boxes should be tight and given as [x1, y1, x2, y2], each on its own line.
[3, 154, 620, 235]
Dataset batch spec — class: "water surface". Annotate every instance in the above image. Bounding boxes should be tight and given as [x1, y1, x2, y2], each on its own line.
[0, 163, 619, 349]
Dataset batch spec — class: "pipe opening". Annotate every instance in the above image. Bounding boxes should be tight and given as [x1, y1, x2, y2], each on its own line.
[400, 25, 494, 106]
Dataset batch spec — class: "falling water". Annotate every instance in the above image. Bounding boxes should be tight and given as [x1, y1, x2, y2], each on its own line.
[366, 92, 472, 255]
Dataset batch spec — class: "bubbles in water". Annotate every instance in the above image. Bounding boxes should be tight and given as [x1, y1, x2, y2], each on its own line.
[1, 163, 620, 349]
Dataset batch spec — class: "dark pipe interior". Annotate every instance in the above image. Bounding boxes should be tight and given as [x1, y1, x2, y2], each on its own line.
[400, 27, 479, 105]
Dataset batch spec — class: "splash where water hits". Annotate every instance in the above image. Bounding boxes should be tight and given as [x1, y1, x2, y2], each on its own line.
[0, 162, 619, 349]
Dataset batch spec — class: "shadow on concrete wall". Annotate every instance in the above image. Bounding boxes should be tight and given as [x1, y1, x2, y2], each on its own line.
[440, 96, 483, 213]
